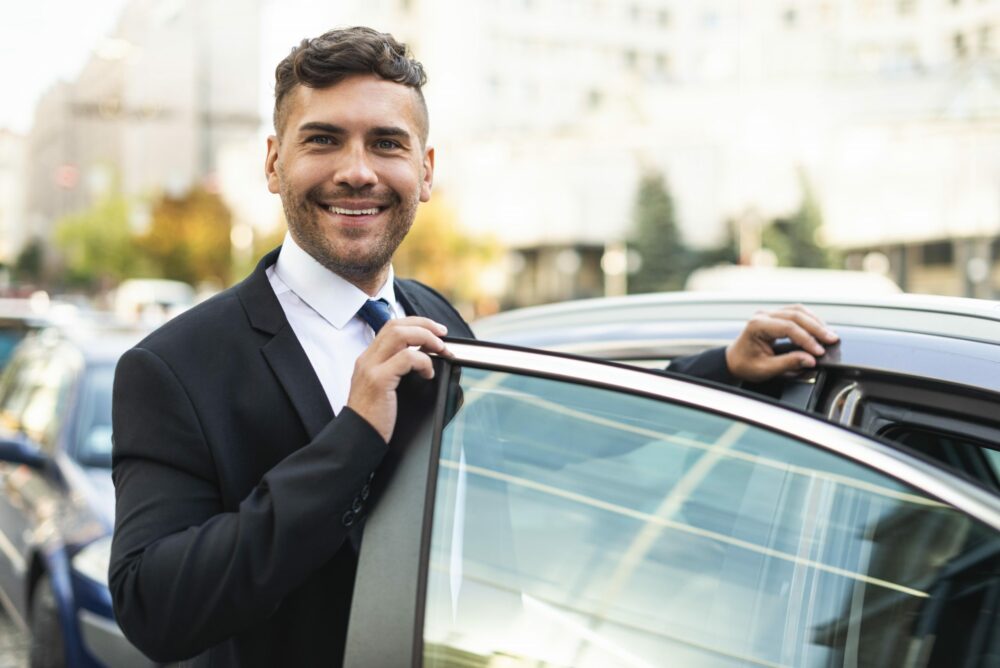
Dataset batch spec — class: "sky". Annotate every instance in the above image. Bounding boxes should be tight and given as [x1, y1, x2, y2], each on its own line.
[0, 0, 132, 133]
[0, 0, 335, 135]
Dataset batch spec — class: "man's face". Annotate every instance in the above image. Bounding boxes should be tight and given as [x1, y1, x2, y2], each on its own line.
[265, 74, 434, 290]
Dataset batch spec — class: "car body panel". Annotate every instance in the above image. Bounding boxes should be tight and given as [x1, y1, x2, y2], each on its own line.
[344, 341, 1000, 667]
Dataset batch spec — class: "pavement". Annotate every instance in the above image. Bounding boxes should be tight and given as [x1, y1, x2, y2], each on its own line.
[0, 607, 28, 667]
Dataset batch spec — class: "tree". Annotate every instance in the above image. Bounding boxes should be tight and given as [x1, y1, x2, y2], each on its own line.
[54, 193, 143, 289]
[136, 186, 234, 286]
[14, 238, 45, 285]
[628, 170, 688, 293]
[761, 173, 836, 268]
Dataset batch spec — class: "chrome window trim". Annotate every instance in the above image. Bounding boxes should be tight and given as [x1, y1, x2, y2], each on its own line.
[443, 341, 1000, 531]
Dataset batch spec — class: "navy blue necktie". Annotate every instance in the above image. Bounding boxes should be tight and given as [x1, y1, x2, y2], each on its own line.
[357, 298, 392, 334]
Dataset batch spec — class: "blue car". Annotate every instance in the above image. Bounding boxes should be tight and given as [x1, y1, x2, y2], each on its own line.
[0, 328, 151, 667]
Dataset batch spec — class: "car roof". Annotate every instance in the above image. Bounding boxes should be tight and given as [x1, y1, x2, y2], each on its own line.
[21, 326, 147, 365]
[474, 292, 1000, 345]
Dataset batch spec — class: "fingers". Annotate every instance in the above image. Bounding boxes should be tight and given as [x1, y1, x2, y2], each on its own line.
[763, 305, 839, 344]
[346, 317, 449, 442]
[727, 304, 837, 383]
[366, 317, 450, 359]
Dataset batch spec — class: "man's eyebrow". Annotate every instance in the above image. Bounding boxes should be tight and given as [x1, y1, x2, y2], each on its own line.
[369, 126, 411, 141]
[296, 122, 346, 135]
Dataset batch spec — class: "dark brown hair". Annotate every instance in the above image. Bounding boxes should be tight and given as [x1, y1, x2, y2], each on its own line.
[273, 26, 428, 142]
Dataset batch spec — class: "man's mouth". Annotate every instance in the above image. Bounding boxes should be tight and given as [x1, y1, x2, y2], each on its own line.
[327, 205, 383, 216]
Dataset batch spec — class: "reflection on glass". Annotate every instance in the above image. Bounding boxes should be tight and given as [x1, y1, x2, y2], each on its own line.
[75, 365, 114, 468]
[422, 368, 1000, 667]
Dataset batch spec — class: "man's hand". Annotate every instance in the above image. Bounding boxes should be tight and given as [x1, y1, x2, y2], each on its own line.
[725, 304, 839, 383]
[347, 317, 450, 443]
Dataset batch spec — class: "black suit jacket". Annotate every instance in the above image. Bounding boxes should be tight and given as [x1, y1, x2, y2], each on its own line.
[110, 248, 474, 665]
[110, 247, 732, 666]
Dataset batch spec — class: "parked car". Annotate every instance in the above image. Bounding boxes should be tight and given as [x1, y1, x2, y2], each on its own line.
[0, 328, 152, 667]
[336, 333, 1000, 666]
[0, 296, 64, 372]
[473, 292, 1000, 495]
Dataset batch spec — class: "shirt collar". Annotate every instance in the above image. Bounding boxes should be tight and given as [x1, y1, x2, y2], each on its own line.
[273, 232, 397, 330]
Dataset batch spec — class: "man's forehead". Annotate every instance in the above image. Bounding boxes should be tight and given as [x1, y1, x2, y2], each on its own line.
[285, 75, 425, 133]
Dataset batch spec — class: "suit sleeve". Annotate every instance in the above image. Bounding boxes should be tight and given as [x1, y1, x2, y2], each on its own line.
[109, 346, 388, 662]
[666, 346, 738, 385]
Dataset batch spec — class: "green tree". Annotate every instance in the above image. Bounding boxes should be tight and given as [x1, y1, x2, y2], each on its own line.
[761, 174, 836, 268]
[628, 170, 687, 293]
[14, 238, 45, 285]
[137, 186, 233, 286]
[55, 193, 142, 289]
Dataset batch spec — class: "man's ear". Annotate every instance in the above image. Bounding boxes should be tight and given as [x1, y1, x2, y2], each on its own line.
[420, 146, 435, 202]
[265, 136, 281, 194]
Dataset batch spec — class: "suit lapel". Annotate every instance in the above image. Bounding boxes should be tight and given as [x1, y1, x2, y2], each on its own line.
[238, 247, 333, 441]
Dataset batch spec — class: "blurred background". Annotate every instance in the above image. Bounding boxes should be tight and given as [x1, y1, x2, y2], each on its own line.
[2, 0, 1000, 322]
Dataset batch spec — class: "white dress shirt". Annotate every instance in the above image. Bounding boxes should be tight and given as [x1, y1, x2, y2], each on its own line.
[266, 233, 403, 414]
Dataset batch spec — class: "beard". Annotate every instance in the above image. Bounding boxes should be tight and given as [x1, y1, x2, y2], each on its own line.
[280, 179, 418, 284]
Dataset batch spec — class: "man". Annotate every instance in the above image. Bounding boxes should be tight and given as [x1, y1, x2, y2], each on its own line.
[110, 26, 838, 666]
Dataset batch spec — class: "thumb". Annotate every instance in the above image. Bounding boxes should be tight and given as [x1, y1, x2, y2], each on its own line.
[738, 351, 815, 383]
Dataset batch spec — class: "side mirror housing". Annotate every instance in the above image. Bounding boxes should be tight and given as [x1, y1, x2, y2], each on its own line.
[0, 435, 49, 469]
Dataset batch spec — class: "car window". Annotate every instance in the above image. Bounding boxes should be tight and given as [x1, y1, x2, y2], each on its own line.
[0, 348, 77, 453]
[73, 364, 114, 468]
[881, 425, 1000, 492]
[422, 366, 1000, 667]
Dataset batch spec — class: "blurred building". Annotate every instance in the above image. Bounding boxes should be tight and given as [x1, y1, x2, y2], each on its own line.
[358, 0, 1000, 304]
[24, 0, 262, 265]
[0, 130, 27, 267]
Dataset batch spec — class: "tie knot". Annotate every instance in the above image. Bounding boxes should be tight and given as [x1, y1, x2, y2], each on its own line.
[357, 298, 392, 334]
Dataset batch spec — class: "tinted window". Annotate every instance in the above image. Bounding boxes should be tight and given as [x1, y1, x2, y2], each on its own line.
[0, 349, 76, 452]
[73, 364, 114, 468]
[422, 367, 1000, 667]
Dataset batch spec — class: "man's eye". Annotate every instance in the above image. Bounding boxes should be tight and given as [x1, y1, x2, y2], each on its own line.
[375, 139, 401, 150]
[308, 136, 334, 145]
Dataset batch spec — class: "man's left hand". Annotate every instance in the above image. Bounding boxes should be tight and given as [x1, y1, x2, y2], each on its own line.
[725, 304, 839, 383]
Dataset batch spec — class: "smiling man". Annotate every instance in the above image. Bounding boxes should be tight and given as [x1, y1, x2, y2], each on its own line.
[109, 27, 837, 667]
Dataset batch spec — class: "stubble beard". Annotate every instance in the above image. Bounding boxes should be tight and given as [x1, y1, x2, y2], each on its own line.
[281, 181, 418, 285]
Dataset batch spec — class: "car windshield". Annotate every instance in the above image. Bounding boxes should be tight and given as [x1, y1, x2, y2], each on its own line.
[75, 363, 114, 468]
[0, 331, 28, 370]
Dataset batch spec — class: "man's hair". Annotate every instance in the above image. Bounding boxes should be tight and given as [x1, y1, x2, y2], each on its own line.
[273, 26, 429, 142]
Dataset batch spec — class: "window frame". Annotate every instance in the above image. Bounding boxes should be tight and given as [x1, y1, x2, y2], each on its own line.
[343, 340, 1000, 668]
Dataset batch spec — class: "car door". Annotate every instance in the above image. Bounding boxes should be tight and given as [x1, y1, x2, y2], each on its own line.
[344, 342, 1000, 668]
[0, 343, 80, 619]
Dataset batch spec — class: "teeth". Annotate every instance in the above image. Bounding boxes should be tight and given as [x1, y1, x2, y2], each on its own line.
[329, 206, 380, 216]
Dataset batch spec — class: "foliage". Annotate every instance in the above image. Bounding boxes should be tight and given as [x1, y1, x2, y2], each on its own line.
[628, 170, 688, 293]
[136, 186, 233, 286]
[14, 238, 45, 284]
[393, 193, 502, 306]
[54, 194, 142, 288]
[761, 175, 836, 268]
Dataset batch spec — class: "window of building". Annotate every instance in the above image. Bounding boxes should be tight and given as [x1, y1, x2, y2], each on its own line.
[783, 8, 798, 27]
[658, 8, 670, 27]
[897, 0, 917, 15]
[921, 241, 954, 266]
[624, 49, 638, 69]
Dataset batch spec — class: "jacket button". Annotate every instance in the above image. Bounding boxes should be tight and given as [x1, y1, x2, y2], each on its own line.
[360, 484, 370, 501]
[342, 510, 355, 527]
[352, 497, 363, 513]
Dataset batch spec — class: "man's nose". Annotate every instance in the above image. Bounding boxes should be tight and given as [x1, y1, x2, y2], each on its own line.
[335, 143, 378, 189]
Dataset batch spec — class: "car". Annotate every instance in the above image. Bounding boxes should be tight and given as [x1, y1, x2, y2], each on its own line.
[472, 292, 1000, 495]
[0, 327, 152, 667]
[0, 296, 67, 372]
[333, 333, 1000, 666]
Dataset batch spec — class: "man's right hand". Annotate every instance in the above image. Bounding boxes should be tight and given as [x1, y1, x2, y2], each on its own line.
[346, 317, 450, 443]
